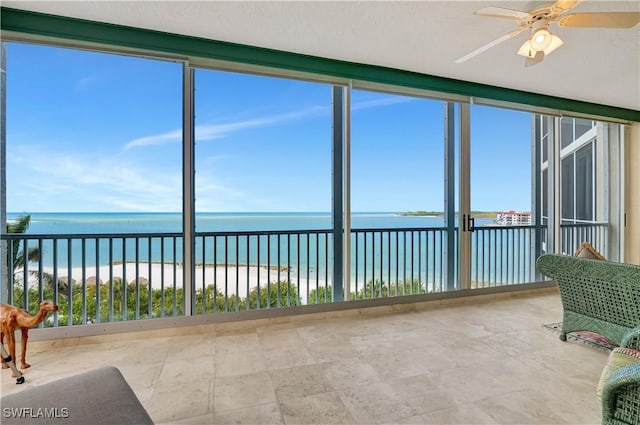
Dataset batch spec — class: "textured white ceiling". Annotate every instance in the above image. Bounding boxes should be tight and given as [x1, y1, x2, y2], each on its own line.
[4, 0, 640, 111]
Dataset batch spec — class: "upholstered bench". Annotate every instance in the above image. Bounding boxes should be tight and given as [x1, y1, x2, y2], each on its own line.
[0, 366, 154, 425]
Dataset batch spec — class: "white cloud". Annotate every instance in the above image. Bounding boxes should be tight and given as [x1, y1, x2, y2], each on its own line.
[7, 95, 416, 212]
[123, 105, 328, 151]
[122, 129, 183, 151]
[352, 96, 414, 110]
[122, 96, 410, 152]
[7, 144, 185, 212]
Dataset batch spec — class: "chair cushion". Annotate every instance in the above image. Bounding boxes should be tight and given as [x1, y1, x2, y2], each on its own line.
[575, 241, 605, 260]
[597, 347, 640, 401]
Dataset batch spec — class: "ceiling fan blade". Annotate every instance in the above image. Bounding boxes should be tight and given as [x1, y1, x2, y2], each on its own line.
[559, 12, 640, 28]
[551, 0, 581, 12]
[456, 28, 525, 63]
[474, 7, 530, 21]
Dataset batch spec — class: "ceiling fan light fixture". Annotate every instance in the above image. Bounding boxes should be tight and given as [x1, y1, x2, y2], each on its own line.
[530, 28, 552, 51]
[543, 34, 564, 55]
[517, 40, 536, 58]
[517, 33, 564, 59]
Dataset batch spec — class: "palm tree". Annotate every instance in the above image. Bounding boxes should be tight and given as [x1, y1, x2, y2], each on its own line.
[6, 214, 68, 296]
[6, 214, 40, 279]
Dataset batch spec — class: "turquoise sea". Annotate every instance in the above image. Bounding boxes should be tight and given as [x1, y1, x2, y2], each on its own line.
[6, 212, 513, 287]
[7, 211, 485, 234]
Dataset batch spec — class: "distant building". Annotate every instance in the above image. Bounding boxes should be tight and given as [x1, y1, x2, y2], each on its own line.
[496, 211, 532, 226]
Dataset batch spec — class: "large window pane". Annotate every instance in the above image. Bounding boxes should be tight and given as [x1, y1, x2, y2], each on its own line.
[561, 156, 575, 221]
[7, 43, 182, 221]
[192, 69, 332, 310]
[542, 169, 548, 221]
[351, 90, 444, 217]
[350, 89, 444, 295]
[575, 143, 594, 221]
[575, 118, 594, 140]
[194, 70, 331, 229]
[561, 117, 573, 149]
[5, 42, 183, 322]
[470, 105, 532, 286]
[471, 105, 532, 214]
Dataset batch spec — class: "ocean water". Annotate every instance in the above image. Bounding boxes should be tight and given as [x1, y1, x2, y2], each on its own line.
[6, 212, 510, 286]
[7, 211, 467, 234]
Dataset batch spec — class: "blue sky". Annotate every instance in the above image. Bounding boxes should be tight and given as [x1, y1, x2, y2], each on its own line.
[6, 42, 532, 213]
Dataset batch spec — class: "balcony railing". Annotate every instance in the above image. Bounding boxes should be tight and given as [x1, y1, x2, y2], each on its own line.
[0, 222, 607, 327]
[351, 227, 454, 298]
[471, 225, 537, 287]
[193, 230, 332, 313]
[2, 232, 183, 326]
[560, 222, 608, 256]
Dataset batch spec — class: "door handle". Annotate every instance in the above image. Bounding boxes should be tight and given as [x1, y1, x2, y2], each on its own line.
[469, 216, 475, 232]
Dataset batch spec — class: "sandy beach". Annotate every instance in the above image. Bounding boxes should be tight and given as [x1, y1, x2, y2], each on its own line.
[20, 262, 328, 302]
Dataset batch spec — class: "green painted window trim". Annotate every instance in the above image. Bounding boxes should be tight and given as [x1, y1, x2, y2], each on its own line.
[1, 6, 639, 122]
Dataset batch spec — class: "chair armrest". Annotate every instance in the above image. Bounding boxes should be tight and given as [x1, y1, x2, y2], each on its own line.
[621, 326, 640, 350]
[602, 363, 640, 421]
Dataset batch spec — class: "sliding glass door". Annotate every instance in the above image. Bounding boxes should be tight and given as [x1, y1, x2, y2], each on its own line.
[463, 104, 537, 288]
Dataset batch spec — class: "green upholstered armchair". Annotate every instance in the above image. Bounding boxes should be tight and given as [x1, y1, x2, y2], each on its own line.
[599, 346, 640, 425]
[536, 254, 640, 345]
[536, 254, 640, 424]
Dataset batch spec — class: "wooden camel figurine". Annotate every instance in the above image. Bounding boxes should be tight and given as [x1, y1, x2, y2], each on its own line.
[0, 301, 58, 375]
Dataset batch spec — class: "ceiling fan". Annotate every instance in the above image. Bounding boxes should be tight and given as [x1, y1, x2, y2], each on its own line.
[455, 0, 640, 66]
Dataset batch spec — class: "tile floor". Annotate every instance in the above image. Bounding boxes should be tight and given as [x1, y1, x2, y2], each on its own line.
[1, 290, 608, 424]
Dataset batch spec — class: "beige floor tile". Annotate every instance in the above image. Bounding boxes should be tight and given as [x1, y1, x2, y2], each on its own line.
[214, 402, 284, 425]
[368, 349, 434, 381]
[475, 388, 580, 424]
[387, 373, 459, 415]
[257, 327, 304, 350]
[156, 412, 215, 425]
[214, 371, 276, 412]
[279, 392, 356, 425]
[0, 292, 609, 425]
[169, 335, 216, 359]
[337, 382, 417, 424]
[215, 346, 267, 377]
[419, 404, 499, 425]
[215, 331, 261, 354]
[117, 362, 165, 394]
[269, 364, 335, 399]
[263, 345, 317, 371]
[301, 334, 361, 362]
[146, 378, 212, 423]
[322, 358, 382, 390]
[157, 356, 215, 384]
